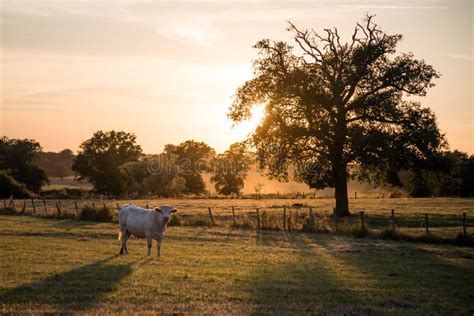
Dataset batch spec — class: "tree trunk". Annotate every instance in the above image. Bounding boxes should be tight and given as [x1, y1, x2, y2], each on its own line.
[334, 166, 350, 217]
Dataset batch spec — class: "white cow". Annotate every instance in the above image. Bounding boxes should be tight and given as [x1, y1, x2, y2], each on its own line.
[118, 204, 177, 256]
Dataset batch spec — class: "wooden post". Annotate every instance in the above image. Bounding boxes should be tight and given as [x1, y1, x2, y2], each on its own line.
[425, 213, 429, 235]
[43, 199, 47, 215]
[74, 201, 79, 216]
[22, 200, 26, 213]
[333, 207, 338, 233]
[10, 198, 16, 212]
[354, 191, 357, 199]
[231, 206, 236, 225]
[208, 207, 215, 225]
[3, 199, 6, 208]
[308, 207, 314, 231]
[256, 208, 260, 230]
[283, 207, 287, 231]
[359, 211, 365, 230]
[391, 209, 396, 231]
[92, 201, 95, 208]
[462, 213, 467, 238]
[31, 199, 36, 215]
[146, 204, 149, 209]
[56, 201, 61, 215]
[103, 203, 107, 209]
[116, 203, 120, 212]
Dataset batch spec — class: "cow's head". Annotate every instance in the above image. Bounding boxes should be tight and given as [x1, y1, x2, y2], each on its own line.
[154, 205, 178, 224]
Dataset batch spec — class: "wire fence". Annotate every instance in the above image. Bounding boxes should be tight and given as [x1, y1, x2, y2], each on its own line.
[2, 198, 473, 243]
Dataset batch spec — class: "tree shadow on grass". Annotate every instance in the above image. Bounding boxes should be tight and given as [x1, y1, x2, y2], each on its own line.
[249, 230, 474, 314]
[0, 255, 133, 313]
[303, 233, 474, 313]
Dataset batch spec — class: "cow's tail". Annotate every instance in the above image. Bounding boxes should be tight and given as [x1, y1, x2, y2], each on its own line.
[118, 230, 122, 241]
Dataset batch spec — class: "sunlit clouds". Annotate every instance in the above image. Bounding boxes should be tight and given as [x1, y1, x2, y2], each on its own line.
[1, 0, 472, 154]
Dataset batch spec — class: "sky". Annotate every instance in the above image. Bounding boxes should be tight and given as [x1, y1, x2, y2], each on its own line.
[1, 0, 473, 154]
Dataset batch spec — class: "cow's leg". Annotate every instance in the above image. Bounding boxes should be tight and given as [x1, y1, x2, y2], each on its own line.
[119, 226, 128, 255]
[156, 237, 162, 257]
[146, 236, 152, 256]
[124, 231, 131, 254]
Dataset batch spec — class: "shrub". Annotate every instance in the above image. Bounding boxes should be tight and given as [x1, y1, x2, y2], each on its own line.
[169, 214, 182, 226]
[0, 207, 16, 215]
[80, 205, 113, 222]
[183, 217, 211, 226]
[0, 171, 31, 198]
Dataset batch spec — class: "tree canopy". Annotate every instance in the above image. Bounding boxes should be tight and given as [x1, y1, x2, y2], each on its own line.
[0, 136, 49, 193]
[229, 15, 444, 216]
[72, 131, 142, 196]
[211, 143, 250, 196]
[164, 140, 215, 195]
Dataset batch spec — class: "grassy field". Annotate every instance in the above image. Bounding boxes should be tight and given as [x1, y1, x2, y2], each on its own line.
[0, 215, 473, 314]
[7, 198, 474, 239]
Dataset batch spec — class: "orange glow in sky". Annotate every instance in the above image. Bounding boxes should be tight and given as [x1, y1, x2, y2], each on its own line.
[1, 0, 472, 154]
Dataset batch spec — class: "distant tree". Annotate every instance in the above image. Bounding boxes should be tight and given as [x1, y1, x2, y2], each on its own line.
[229, 15, 444, 216]
[164, 140, 215, 195]
[211, 143, 250, 196]
[34, 149, 75, 179]
[121, 154, 186, 197]
[72, 131, 142, 196]
[399, 150, 474, 197]
[0, 136, 49, 193]
[0, 170, 31, 198]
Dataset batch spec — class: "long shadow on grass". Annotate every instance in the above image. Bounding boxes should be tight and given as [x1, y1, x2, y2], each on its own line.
[0, 255, 133, 312]
[250, 231, 371, 314]
[250, 231, 474, 314]
[303, 234, 474, 313]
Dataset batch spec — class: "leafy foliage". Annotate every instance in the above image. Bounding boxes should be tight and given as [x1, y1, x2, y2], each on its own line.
[121, 154, 186, 197]
[72, 131, 142, 196]
[211, 143, 250, 196]
[0, 136, 49, 193]
[228, 15, 444, 215]
[0, 170, 31, 198]
[164, 140, 215, 195]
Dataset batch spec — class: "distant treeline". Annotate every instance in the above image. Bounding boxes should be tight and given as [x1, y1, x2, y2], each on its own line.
[0, 133, 473, 199]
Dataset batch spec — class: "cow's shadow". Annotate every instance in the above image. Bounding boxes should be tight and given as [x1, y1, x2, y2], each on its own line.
[0, 255, 133, 312]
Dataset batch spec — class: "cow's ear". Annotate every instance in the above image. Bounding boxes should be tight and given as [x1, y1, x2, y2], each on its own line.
[154, 207, 161, 212]
[170, 208, 178, 213]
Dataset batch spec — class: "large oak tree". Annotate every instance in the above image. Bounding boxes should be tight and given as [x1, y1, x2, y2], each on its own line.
[229, 16, 444, 216]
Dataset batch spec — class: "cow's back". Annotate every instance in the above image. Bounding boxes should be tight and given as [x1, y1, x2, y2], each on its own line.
[120, 205, 153, 238]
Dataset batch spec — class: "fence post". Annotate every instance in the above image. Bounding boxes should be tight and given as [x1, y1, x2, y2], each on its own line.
[103, 203, 107, 210]
[333, 207, 338, 233]
[424, 213, 429, 235]
[56, 201, 61, 215]
[283, 207, 287, 231]
[208, 207, 215, 225]
[116, 203, 120, 212]
[146, 204, 149, 209]
[74, 201, 79, 216]
[3, 199, 6, 208]
[256, 208, 260, 230]
[43, 199, 47, 215]
[308, 207, 314, 231]
[462, 212, 467, 238]
[92, 201, 95, 208]
[391, 209, 396, 231]
[359, 211, 365, 231]
[31, 198, 36, 215]
[354, 191, 357, 199]
[231, 206, 236, 226]
[10, 198, 16, 212]
[22, 199, 26, 213]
